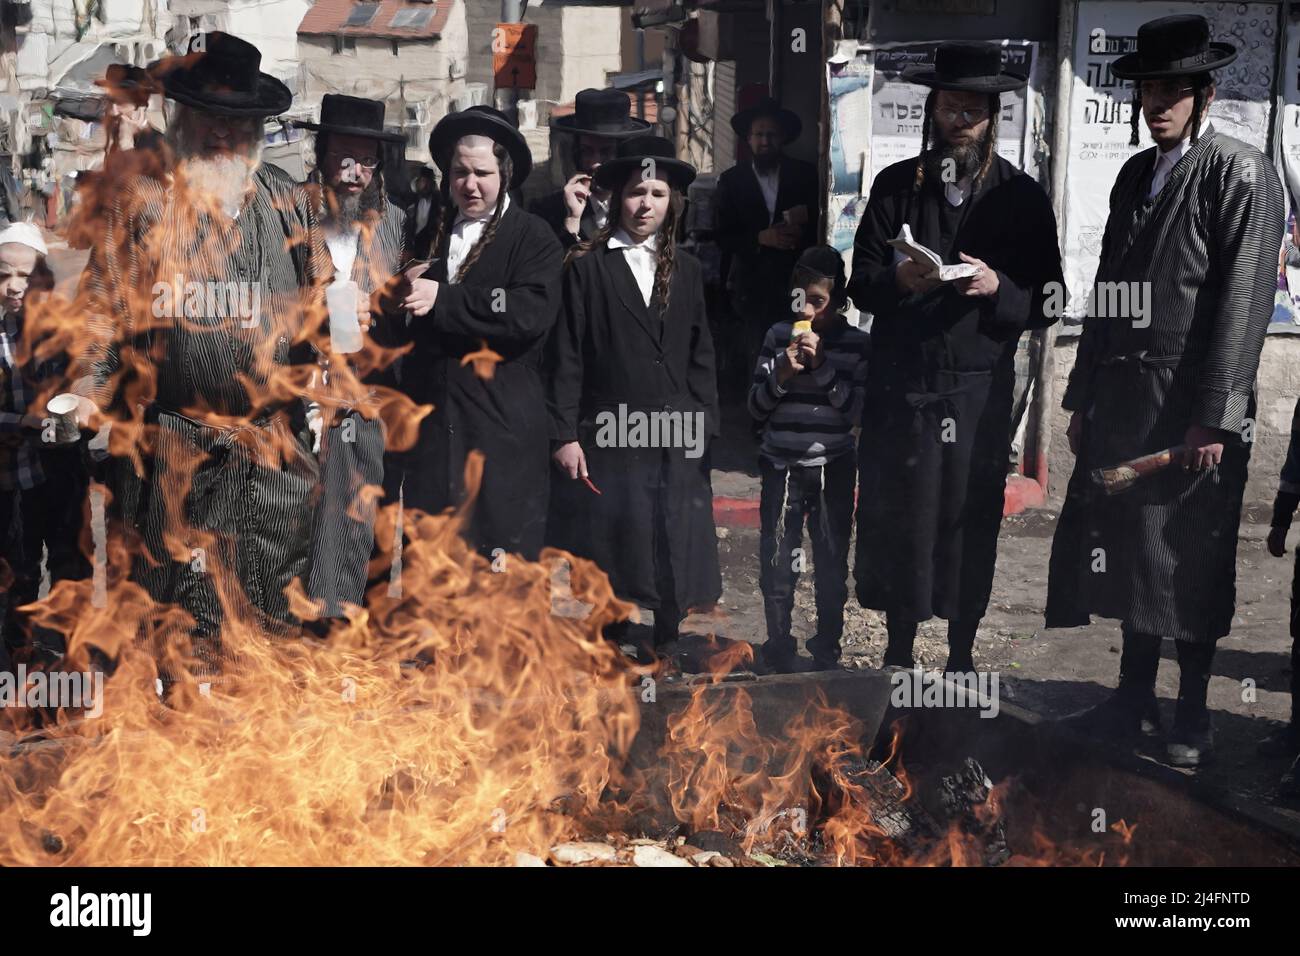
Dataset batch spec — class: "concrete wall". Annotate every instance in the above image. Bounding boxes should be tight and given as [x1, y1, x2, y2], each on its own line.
[1046, 336, 1300, 508]
[558, 5, 621, 104]
[171, 0, 310, 78]
[298, 4, 468, 163]
[465, 1, 621, 107]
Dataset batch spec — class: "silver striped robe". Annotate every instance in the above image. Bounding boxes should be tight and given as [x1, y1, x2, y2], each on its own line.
[1047, 129, 1285, 643]
[306, 198, 407, 618]
[83, 163, 332, 675]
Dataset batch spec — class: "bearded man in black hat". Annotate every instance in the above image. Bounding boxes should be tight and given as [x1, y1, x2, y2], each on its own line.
[714, 97, 820, 387]
[1047, 15, 1285, 768]
[295, 94, 410, 626]
[79, 33, 333, 679]
[529, 88, 651, 249]
[848, 42, 1062, 675]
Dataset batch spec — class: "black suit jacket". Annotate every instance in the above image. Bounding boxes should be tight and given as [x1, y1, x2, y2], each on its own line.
[713, 155, 820, 320]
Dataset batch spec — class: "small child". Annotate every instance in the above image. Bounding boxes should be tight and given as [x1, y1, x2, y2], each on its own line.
[1266, 395, 1300, 797]
[748, 245, 869, 672]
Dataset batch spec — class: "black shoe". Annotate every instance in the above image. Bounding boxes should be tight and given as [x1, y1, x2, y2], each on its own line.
[1258, 724, 1300, 758]
[1139, 696, 1163, 738]
[809, 655, 842, 672]
[758, 644, 800, 675]
[1167, 723, 1214, 768]
[1062, 691, 1147, 741]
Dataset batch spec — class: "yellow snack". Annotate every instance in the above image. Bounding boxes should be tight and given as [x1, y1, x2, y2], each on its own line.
[791, 319, 812, 340]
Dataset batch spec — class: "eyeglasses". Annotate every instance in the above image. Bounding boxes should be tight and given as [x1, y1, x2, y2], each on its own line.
[1138, 81, 1196, 100]
[936, 108, 990, 124]
[332, 156, 380, 171]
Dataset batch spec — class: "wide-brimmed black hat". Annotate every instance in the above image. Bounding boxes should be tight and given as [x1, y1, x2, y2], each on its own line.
[1110, 15, 1237, 80]
[428, 105, 532, 187]
[156, 32, 292, 118]
[95, 64, 157, 106]
[553, 88, 652, 138]
[295, 94, 406, 143]
[904, 42, 1027, 93]
[729, 96, 801, 142]
[593, 134, 696, 192]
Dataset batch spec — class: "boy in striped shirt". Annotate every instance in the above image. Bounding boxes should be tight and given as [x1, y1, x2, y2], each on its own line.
[749, 245, 869, 672]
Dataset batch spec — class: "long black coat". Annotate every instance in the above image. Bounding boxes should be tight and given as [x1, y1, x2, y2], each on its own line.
[714, 156, 819, 323]
[1046, 129, 1285, 643]
[400, 203, 562, 560]
[848, 155, 1062, 623]
[546, 243, 721, 613]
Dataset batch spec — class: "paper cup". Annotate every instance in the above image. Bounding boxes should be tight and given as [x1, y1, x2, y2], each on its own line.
[327, 281, 363, 355]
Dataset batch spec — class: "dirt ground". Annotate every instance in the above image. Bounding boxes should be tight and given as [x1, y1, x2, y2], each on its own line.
[694, 402, 1300, 812]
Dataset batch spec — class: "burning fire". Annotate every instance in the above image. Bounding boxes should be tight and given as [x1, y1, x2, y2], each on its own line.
[0, 172, 1138, 869]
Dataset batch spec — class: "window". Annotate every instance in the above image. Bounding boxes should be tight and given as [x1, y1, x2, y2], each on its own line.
[391, 9, 434, 30]
[391, 40, 400, 57]
[333, 35, 357, 55]
[344, 3, 381, 27]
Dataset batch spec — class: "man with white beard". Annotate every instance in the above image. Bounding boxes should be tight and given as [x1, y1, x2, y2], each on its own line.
[294, 95, 409, 628]
[79, 33, 332, 681]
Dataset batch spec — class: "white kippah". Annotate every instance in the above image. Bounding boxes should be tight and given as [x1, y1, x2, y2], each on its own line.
[0, 221, 48, 256]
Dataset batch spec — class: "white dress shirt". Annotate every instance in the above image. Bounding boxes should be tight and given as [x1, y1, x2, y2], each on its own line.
[1149, 129, 1202, 199]
[944, 176, 973, 208]
[608, 228, 658, 307]
[447, 193, 512, 284]
[753, 162, 780, 222]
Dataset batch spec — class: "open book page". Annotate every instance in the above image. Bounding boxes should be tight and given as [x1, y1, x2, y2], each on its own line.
[886, 224, 980, 281]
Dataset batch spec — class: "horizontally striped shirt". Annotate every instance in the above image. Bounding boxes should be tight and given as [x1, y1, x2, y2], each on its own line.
[748, 317, 869, 467]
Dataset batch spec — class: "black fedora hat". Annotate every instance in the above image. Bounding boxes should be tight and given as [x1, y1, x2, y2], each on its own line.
[553, 88, 652, 138]
[730, 96, 801, 142]
[95, 64, 157, 106]
[593, 134, 696, 192]
[904, 42, 1027, 93]
[1110, 15, 1237, 80]
[156, 32, 292, 118]
[296, 94, 407, 143]
[428, 105, 532, 187]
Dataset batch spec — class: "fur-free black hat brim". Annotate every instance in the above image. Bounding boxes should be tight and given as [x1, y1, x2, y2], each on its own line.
[902, 66, 1027, 93]
[428, 111, 532, 187]
[729, 105, 801, 142]
[593, 154, 696, 192]
[161, 70, 293, 118]
[295, 120, 407, 143]
[552, 114, 653, 138]
[1109, 43, 1237, 80]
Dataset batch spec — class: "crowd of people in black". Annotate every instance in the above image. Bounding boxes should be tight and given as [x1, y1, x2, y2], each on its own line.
[2, 18, 1300, 798]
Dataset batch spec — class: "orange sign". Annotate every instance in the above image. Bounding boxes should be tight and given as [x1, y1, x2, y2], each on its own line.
[492, 23, 538, 90]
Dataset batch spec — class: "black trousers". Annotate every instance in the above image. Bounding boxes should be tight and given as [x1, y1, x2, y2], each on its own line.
[1119, 624, 1215, 731]
[758, 454, 855, 663]
[0, 448, 90, 659]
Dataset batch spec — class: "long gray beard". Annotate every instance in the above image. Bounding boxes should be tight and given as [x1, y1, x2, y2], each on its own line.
[924, 135, 986, 184]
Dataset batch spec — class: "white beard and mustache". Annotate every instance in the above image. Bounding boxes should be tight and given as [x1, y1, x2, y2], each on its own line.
[168, 115, 263, 219]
